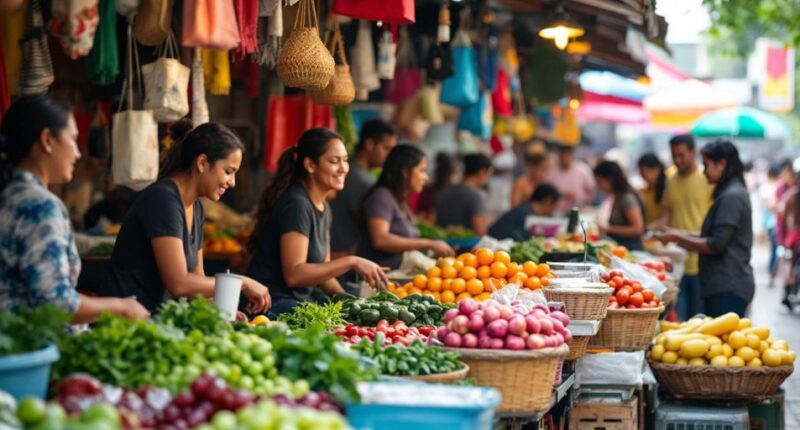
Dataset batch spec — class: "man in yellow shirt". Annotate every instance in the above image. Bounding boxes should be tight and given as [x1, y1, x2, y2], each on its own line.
[655, 135, 714, 320]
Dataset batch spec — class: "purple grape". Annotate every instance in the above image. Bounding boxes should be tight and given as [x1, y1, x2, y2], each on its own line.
[172, 392, 195, 409]
[163, 405, 181, 423]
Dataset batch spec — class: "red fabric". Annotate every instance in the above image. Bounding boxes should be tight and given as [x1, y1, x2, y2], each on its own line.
[264, 96, 334, 172]
[491, 69, 512, 116]
[73, 110, 92, 150]
[234, 0, 259, 58]
[384, 68, 420, 102]
[246, 61, 260, 98]
[332, 0, 415, 24]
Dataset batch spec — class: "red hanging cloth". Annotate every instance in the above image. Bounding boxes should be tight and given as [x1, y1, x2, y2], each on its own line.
[234, 0, 259, 58]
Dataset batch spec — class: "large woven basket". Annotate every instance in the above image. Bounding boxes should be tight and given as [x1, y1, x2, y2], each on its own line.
[443, 345, 569, 413]
[650, 361, 794, 401]
[277, 0, 334, 90]
[543, 287, 613, 320]
[566, 336, 591, 361]
[589, 307, 664, 351]
[310, 21, 355, 105]
[402, 362, 469, 384]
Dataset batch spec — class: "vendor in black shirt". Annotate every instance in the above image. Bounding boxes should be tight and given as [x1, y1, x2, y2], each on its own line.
[106, 120, 271, 313]
[247, 128, 388, 318]
[488, 183, 561, 241]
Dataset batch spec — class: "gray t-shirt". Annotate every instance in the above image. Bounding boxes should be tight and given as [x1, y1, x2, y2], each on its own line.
[246, 185, 331, 302]
[699, 182, 754, 302]
[107, 179, 204, 312]
[434, 183, 487, 230]
[330, 163, 375, 253]
[357, 187, 418, 270]
[607, 191, 644, 250]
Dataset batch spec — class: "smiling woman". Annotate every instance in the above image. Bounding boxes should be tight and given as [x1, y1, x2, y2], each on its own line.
[105, 119, 271, 314]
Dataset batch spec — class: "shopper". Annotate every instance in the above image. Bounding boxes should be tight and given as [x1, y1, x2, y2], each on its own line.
[594, 160, 646, 250]
[488, 183, 561, 241]
[510, 142, 551, 207]
[434, 153, 493, 235]
[546, 142, 596, 212]
[653, 134, 714, 320]
[0, 95, 149, 322]
[637, 153, 666, 226]
[655, 140, 754, 317]
[329, 119, 397, 259]
[358, 145, 454, 270]
[416, 152, 458, 222]
[108, 120, 271, 314]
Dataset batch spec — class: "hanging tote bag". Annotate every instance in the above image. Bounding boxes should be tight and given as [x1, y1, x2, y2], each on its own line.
[332, 0, 414, 24]
[133, 0, 172, 46]
[440, 30, 478, 107]
[18, 0, 54, 95]
[142, 31, 190, 122]
[191, 48, 209, 125]
[112, 23, 159, 189]
[458, 91, 492, 140]
[310, 21, 355, 106]
[417, 85, 443, 124]
[491, 68, 512, 116]
[350, 20, 379, 101]
[277, 0, 334, 90]
[182, 0, 240, 50]
[49, 0, 100, 60]
[88, 0, 119, 85]
[116, 0, 140, 16]
[384, 27, 420, 103]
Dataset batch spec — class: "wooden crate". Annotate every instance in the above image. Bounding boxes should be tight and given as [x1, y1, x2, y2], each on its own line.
[568, 397, 638, 430]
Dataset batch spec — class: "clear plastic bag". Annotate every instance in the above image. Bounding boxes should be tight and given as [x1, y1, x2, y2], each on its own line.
[489, 281, 548, 315]
[575, 351, 645, 387]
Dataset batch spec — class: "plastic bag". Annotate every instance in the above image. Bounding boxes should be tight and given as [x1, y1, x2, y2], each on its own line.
[473, 236, 515, 253]
[575, 351, 645, 387]
[490, 282, 548, 316]
[399, 250, 436, 273]
[607, 255, 667, 298]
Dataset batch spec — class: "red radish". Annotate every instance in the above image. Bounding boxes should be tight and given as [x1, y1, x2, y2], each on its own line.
[498, 306, 514, 320]
[478, 335, 493, 349]
[444, 309, 459, 324]
[550, 311, 570, 326]
[551, 318, 565, 334]
[490, 338, 505, 349]
[525, 315, 541, 334]
[539, 318, 554, 336]
[483, 306, 501, 323]
[563, 329, 573, 343]
[487, 319, 509, 338]
[451, 315, 470, 335]
[459, 299, 479, 316]
[436, 326, 449, 343]
[444, 332, 463, 347]
[507, 316, 527, 337]
[533, 304, 549, 313]
[468, 315, 485, 333]
[505, 334, 526, 350]
[462, 333, 478, 348]
[526, 334, 546, 349]
[554, 333, 564, 345]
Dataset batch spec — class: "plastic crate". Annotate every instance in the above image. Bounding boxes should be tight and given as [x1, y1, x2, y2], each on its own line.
[346, 382, 500, 430]
[0, 344, 60, 401]
[656, 403, 749, 430]
[749, 390, 784, 430]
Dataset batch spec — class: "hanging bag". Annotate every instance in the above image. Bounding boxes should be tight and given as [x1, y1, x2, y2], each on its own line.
[277, 0, 334, 90]
[491, 68, 512, 116]
[332, 0, 414, 24]
[458, 91, 492, 140]
[440, 30, 478, 106]
[425, 42, 452, 81]
[88, 0, 120, 85]
[133, 0, 172, 46]
[417, 84, 444, 124]
[384, 26, 420, 103]
[112, 22, 159, 189]
[142, 31, 190, 122]
[18, 0, 54, 95]
[191, 48, 209, 125]
[376, 27, 396, 80]
[350, 20, 379, 100]
[310, 20, 355, 106]
[182, 0, 241, 50]
[116, 0, 140, 16]
[50, 0, 100, 59]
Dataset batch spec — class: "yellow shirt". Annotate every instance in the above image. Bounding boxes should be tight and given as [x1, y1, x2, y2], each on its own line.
[639, 188, 663, 224]
[664, 169, 714, 275]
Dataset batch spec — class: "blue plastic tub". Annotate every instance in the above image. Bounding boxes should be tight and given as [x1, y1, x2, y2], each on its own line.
[0, 344, 60, 401]
[347, 382, 501, 430]
[445, 238, 481, 251]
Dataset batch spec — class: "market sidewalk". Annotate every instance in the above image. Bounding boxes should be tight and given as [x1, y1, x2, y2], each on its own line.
[748, 240, 800, 428]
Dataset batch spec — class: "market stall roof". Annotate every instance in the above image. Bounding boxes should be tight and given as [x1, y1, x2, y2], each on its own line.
[643, 79, 739, 126]
[691, 106, 792, 140]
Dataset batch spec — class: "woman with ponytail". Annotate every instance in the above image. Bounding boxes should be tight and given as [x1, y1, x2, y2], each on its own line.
[107, 119, 271, 313]
[247, 128, 388, 317]
[0, 95, 149, 323]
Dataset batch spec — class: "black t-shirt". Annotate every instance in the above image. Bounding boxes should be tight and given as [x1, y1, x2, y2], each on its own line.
[246, 185, 331, 302]
[106, 179, 204, 312]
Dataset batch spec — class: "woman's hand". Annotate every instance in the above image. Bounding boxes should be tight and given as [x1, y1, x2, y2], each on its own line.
[116, 297, 151, 320]
[653, 227, 678, 244]
[350, 256, 389, 289]
[242, 278, 272, 314]
[427, 240, 455, 257]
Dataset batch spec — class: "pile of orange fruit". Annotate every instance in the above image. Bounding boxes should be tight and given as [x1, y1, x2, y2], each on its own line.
[387, 248, 554, 304]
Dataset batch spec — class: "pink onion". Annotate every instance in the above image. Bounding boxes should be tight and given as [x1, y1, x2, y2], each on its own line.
[498, 306, 514, 320]
[482, 306, 501, 323]
[550, 311, 570, 326]
[451, 315, 470, 335]
[490, 338, 505, 349]
[525, 315, 541, 334]
[462, 333, 478, 348]
[551, 318, 565, 334]
[505, 334, 526, 351]
[526, 334, 546, 350]
[507, 316, 527, 337]
[539, 318, 554, 336]
[458, 299, 479, 316]
[468, 314, 485, 333]
[436, 326, 449, 343]
[487, 319, 509, 338]
[444, 332, 463, 348]
[444, 309, 459, 324]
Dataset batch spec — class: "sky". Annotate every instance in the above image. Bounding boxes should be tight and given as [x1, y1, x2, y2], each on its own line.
[656, 0, 711, 44]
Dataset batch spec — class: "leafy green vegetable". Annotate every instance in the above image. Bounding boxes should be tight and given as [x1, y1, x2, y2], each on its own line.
[509, 239, 546, 264]
[277, 301, 347, 330]
[154, 297, 232, 336]
[417, 222, 476, 240]
[0, 306, 70, 356]
[352, 337, 462, 376]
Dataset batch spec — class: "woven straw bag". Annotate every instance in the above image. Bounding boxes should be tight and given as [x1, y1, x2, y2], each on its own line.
[277, 0, 334, 90]
[310, 22, 355, 106]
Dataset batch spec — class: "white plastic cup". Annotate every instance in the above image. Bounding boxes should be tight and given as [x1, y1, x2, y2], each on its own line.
[214, 272, 243, 321]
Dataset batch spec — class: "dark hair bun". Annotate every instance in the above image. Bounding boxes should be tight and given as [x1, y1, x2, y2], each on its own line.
[169, 118, 194, 142]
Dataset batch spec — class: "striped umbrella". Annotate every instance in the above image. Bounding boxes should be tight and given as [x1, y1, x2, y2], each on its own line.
[691, 106, 791, 139]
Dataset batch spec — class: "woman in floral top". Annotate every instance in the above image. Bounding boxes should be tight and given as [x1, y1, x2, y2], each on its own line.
[0, 95, 149, 323]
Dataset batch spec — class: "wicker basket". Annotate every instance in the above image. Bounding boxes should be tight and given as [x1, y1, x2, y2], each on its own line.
[443, 345, 569, 413]
[649, 361, 794, 401]
[543, 287, 613, 320]
[310, 22, 355, 105]
[662, 284, 679, 308]
[589, 307, 664, 351]
[277, 0, 334, 90]
[402, 362, 469, 384]
[566, 335, 591, 361]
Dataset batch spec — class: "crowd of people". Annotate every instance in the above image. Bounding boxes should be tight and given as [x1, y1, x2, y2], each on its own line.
[0, 94, 762, 325]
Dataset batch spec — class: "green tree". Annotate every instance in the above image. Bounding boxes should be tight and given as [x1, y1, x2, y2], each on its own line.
[703, 0, 800, 48]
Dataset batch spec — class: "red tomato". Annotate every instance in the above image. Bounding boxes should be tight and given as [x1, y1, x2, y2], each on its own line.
[631, 282, 643, 293]
[615, 289, 630, 305]
[611, 276, 624, 287]
[610, 270, 623, 278]
[655, 262, 665, 272]
[345, 326, 358, 336]
[376, 320, 389, 330]
[609, 295, 617, 303]
[658, 273, 667, 281]
[393, 320, 407, 329]
[629, 292, 644, 308]
[642, 290, 655, 301]
[652, 296, 661, 305]
[607, 281, 617, 289]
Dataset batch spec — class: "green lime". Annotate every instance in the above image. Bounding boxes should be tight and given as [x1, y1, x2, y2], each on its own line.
[16, 397, 47, 426]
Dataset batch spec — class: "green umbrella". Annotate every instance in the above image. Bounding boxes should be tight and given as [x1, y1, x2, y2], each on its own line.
[691, 106, 791, 139]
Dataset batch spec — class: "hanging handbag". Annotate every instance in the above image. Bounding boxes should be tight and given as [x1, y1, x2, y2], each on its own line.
[191, 48, 209, 125]
[417, 85, 443, 125]
[277, 0, 334, 90]
[142, 31, 190, 122]
[384, 27, 420, 103]
[350, 20, 379, 101]
[425, 42, 452, 81]
[491, 68, 512, 116]
[440, 30, 479, 107]
[376, 28, 396, 80]
[264, 95, 333, 171]
[50, 0, 100, 60]
[182, 0, 240, 50]
[18, 0, 54, 95]
[88, 0, 119, 85]
[458, 91, 492, 140]
[332, 0, 414, 24]
[133, 0, 172, 46]
[112, 23, 159, 189]
[310, 20, 355, 106]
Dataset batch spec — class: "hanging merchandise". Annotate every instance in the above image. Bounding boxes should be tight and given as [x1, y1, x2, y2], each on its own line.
[18, 0, 54, 95]
[310, 20, 355, 106]
[87, 103, 110, 158]
[384, 26, 420, 103]
[376, 27, 397, 80]
[350, 20, 380, 100]
[440, 29, 478, 107]
[142, 31, 190, 122]
[50, 0, 100, 60]
[115, 0, 139, 16]
[425, 42, 452, 81]
[87, 0, 119, 85]
[277, 0, 334, 90]
[200, 48, 231, 95]
[263, 95, 333, 171]
[234, 0, 259, 58]
[482, 24, 499, 91]
[417, 85, 443, 124]
[507, 90, 535, 142]
[552, 104, 580, 145]
[498, 31, 519, 77]
[522, 42, 566, 104]
[112, 22, 159, 190]
[334, 105, 357, 154]
[182, 0, 241, 50]
[332, 0, 414, 24]
[252, 0, 283, 68]
[2, 5, 25, 95]
[191, 48, 209, 125]
[458, 91, 492, 140]
[133, 0, 171, 46]
[437, 1, 450, 43]
[491, 68, 511, 116]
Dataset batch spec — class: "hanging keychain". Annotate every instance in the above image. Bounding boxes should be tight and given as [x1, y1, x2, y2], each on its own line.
[377, 24, 397, 80]
[437, 0, 450, 43]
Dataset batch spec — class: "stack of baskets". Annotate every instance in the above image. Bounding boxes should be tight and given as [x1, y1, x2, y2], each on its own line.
[543, 282, 613, 360]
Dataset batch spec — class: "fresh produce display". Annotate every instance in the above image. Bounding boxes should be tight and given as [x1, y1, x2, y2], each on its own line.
[192, 399, 348, 430]
[155, 373, 257, 429]
[202, 224, 248, 255]
[276, 301, 347, 330]
[339, 291, 451, 326]
[651, 313, 796, 367]
[12, 397, 122, 430]
[390, 249, 554, 303]
[600, 270, 662, 309]
[417, 221, 475, 240]
[509, 240, 546, 264]
[332, 320, 435, 346]
[638, 260, 669, 281]
[154, 298, 234, 336]
[352, 337, 463, 376]
[435, 298, 571, 350]
[0, 306, 69, 356]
